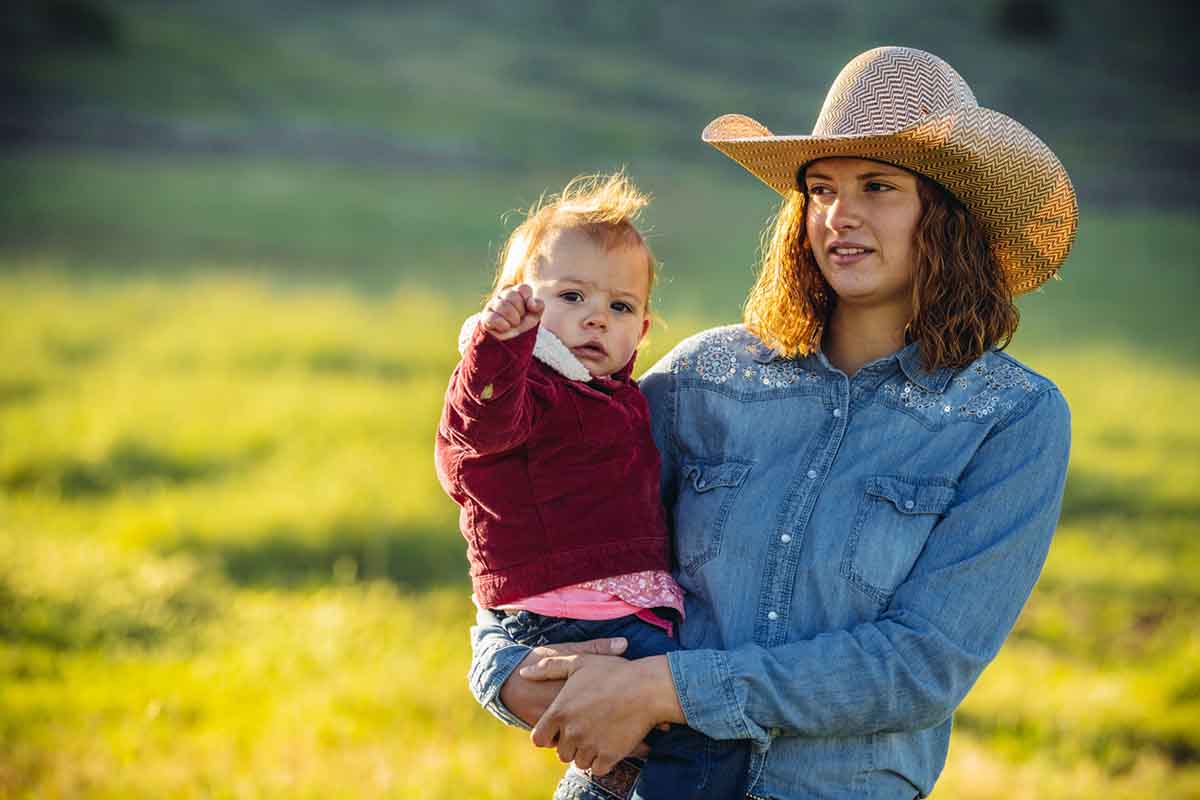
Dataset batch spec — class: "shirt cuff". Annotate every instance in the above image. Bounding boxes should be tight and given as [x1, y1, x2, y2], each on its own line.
[667, 648, 767, 745]
[468, 639, 535, 731]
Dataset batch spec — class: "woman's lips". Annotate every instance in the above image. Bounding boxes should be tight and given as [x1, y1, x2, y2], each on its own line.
[828, 244, 874, 266]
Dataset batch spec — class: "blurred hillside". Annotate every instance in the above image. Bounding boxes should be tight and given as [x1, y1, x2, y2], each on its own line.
[1, 0, 1197, 314]
[2, 0, 1197, 200]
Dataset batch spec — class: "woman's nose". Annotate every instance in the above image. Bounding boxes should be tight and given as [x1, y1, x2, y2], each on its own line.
[824, 193, 862, 231]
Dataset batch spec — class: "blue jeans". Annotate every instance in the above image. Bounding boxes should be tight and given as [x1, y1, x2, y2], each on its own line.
[497, 610, 749, 800]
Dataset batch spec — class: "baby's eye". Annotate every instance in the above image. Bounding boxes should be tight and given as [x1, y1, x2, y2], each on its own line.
[611, 301, 634, 314]
[560, 291, 583, 303]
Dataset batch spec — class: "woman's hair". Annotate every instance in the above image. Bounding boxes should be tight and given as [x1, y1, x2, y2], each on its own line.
[490, 171, 658, 311]
[743, 172, 1019, 370]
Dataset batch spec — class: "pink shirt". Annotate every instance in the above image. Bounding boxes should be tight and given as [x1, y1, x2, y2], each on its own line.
[499, 569, 685, 635]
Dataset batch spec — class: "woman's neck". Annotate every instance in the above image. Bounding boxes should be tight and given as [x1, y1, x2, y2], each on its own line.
[822, 304, 908, 377]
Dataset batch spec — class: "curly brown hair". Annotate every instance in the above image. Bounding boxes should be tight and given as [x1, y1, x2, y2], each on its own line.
[744, 172, 1019, 371]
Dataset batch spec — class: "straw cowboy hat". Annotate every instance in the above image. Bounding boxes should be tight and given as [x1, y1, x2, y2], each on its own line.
[702, 46, 1077, 294]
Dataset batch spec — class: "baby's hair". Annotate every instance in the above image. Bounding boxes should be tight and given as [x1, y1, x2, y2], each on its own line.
[490, 171, 658, 312]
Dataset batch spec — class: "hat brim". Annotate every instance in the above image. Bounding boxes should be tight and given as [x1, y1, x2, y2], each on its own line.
[702, 107, 1078, 295]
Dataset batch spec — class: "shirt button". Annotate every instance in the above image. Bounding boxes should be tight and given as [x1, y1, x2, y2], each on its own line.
[806, 469, 817, 479]
[832, 408, 842, 418]
[767, 611, 779, 621]
[780, 534, 792, 543]
[904, 500, 915, 510]
[696, 479, 706, 489]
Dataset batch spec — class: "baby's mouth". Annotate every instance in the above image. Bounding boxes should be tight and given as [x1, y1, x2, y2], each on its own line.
[572, 343, 607, 359]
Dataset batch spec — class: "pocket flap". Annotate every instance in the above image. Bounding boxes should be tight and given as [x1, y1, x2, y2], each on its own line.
[865, 476, 955, 515]
[684, 460, 752, 493]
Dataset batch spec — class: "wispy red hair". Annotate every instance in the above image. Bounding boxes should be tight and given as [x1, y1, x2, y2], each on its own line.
[490, 171, 658, 311]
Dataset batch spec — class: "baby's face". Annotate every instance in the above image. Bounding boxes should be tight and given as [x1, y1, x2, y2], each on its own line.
[528, 229, 651, 378]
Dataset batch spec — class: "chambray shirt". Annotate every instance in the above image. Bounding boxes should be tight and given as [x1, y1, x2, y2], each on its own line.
[469, 325, 1070, 799]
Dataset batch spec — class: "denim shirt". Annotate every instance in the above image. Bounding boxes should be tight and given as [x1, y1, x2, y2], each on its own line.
[469, 325, 1070, 799]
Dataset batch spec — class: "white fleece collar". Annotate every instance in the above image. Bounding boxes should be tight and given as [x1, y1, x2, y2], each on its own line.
[458, 314, 593, 382]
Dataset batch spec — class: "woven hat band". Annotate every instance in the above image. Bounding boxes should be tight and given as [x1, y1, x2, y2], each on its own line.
[812, 48, 979, 137]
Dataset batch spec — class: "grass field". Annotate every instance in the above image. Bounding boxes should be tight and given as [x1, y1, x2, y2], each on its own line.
[3, 2, 1199, 796]
[2, 205, 1199, 798]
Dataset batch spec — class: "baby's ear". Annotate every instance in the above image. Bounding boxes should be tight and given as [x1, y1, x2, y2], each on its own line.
[640, 316, 651, 340]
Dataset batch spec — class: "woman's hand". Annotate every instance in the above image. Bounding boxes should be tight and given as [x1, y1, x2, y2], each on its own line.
[499, 638, 630, 727]
[522, 653, 686, 776]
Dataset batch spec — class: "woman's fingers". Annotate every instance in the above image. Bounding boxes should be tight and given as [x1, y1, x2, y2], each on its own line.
[555, 739, 576, 765]
[590, 751, 622, 777]
[521, 654, 577, 681]
[520, 638, 627, 681]
[527, 655, 664, 776]
[572, 745, 598, 773]
[529, 705, 560, 748]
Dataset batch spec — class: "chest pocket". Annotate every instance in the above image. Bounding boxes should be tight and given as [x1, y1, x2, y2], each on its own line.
[840, 476, 956, 606]
[674, 460, 753, 576]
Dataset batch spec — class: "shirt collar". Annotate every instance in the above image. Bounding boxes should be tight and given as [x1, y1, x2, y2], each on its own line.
[753, 337, 953, 393]
[896, 342, 955, 393]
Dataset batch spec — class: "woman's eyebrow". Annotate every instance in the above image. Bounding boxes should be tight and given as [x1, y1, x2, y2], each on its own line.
[804, 170, 905, 181]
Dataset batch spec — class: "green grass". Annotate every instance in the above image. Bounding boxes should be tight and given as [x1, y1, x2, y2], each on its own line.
[3, 4, 1199, 794]
[1, 228, 1198, 797]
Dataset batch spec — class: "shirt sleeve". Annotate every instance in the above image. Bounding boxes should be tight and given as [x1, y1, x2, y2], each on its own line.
[467, 605, 534, 730]
[441, 321, 541, 456]
[666, 388, 1072, 745]
[638, 355, 680, 526]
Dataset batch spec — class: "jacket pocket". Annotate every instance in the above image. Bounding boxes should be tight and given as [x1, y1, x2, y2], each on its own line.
[675, 460, 753, 576]
[841, 475, 956, 606]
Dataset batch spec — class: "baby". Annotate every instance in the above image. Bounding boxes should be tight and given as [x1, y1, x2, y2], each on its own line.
[435, 173, 747, 799]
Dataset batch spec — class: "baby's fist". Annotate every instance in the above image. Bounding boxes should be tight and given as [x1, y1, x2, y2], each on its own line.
[481, 284, 544, 340]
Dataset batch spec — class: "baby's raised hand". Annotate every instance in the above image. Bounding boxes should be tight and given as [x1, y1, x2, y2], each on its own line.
[482, 284, 544, 341]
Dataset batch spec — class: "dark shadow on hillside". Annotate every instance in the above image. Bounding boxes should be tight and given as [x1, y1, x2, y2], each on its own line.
[2, 438, 272, 498]
[1060, 467, 1200, 526]
[45, 335, 108, 366]
[165, 519, 469, 592]
[954, 708, 1200, 768]
[231, 347, 411, 381]
[0, 571, 215, 653]
[0, 378, 41, 406]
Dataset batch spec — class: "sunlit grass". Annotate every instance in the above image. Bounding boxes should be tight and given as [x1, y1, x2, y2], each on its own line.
[1, 266, 1197, 798]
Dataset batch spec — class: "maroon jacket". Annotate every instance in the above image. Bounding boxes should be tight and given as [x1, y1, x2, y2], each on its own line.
[435, 320, 670, 608]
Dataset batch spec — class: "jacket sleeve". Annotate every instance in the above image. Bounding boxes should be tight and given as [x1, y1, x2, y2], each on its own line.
[666, 388, 1071, 745]
[441, 321, 542, 456]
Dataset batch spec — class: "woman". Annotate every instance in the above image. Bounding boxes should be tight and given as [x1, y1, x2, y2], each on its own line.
[469, 46, 1077, 799]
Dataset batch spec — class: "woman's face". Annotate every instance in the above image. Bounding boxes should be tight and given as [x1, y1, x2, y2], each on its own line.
[804, 158, 923, 315]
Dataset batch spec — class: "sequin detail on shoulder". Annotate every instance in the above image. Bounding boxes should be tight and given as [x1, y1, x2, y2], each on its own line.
[882, 380, 945, 412]
[955, 360, 1037, 419]
[671, 327, 817, 388]
[882, 358, 1039, 420]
